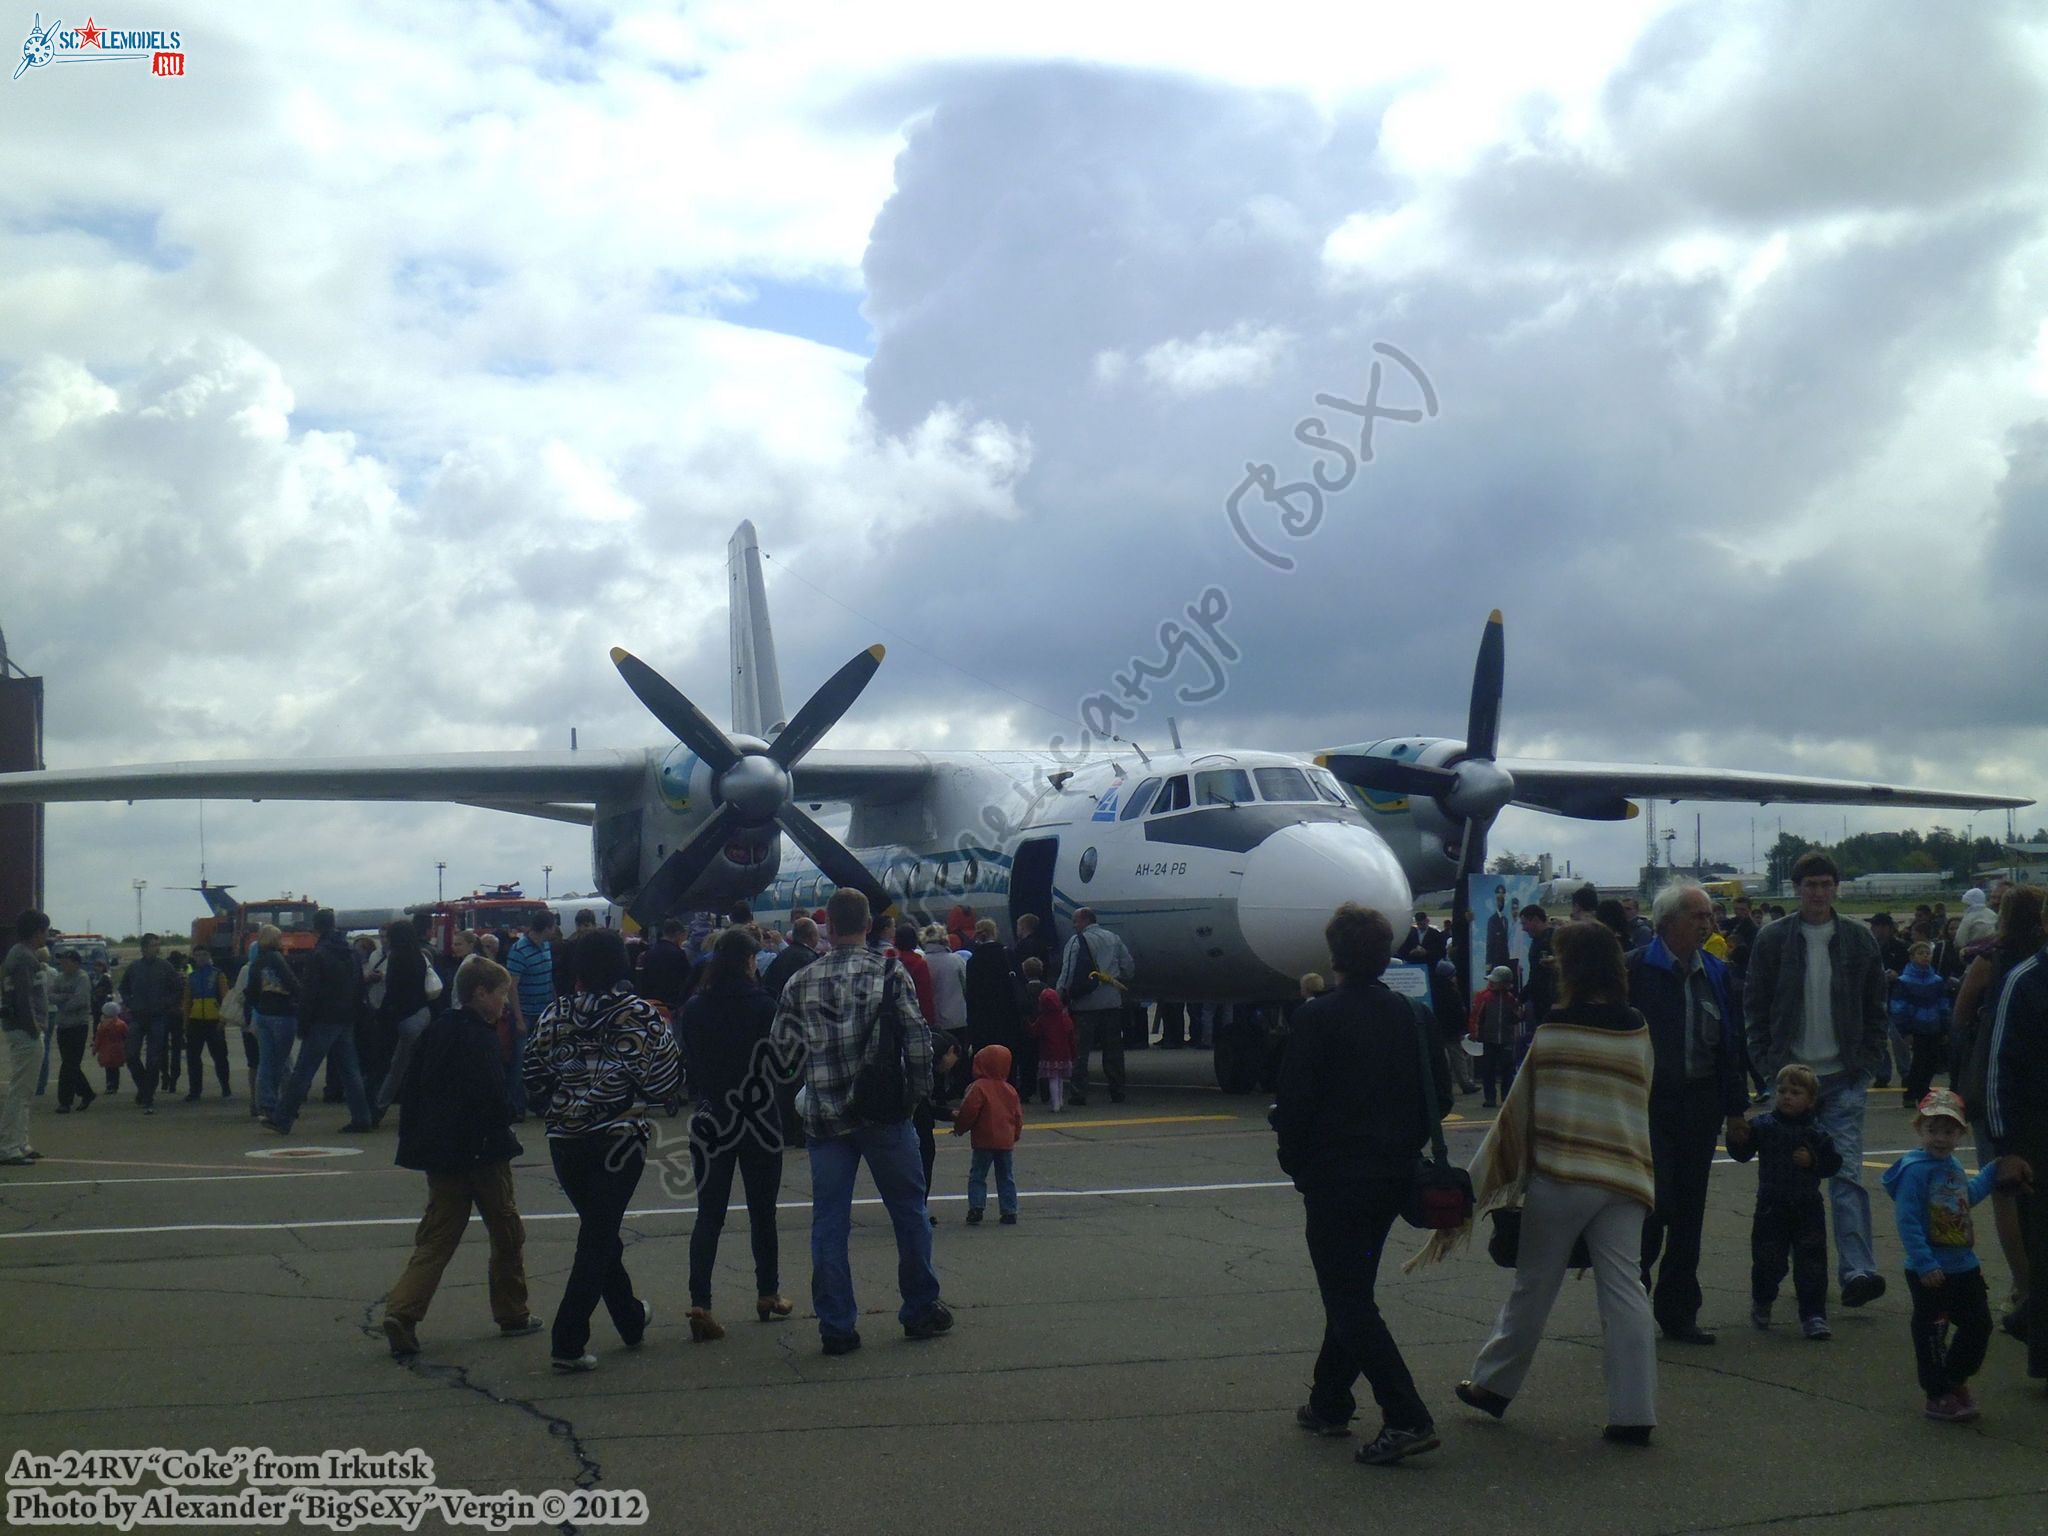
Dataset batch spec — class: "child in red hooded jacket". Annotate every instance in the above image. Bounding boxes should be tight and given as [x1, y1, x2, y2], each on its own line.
[953, 1043, 1023, 1224]
[1030, 987, 1078, 1114]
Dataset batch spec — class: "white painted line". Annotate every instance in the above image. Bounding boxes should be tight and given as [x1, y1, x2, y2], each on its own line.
[3, 1170, 353, 1189]
[0, 1177, 1297, 1243]
[244, 1146, 364, 1160]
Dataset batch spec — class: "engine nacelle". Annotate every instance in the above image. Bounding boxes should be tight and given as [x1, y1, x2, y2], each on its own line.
[1326, 736, 1469, 895]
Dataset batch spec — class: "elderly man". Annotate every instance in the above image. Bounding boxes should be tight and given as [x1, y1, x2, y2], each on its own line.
[1626, 883, 1748, 1343]
[1745, 852, 1890, 1308]
[1059, 907, 1136, 1107]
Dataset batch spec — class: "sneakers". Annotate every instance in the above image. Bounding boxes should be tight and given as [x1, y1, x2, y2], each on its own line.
[903, 1303, 955, 1340]
[1454, 1380, 1510, 1420]
[1923, 1393, 1971, 1423]
[1952, 1385, 1981, 1420]
[627, 1301, 653, 1348]
[1802, 1316, 1833, 1341]
[550, 1353, 599, 1373]
[382, 1316, 419, 1360]
[965, 1208, 983, 1226]
[1295, 1404, 1351, 1437]
[1602, 1425, 1654, 1446]
[1841, 1273, 1887, 1308]
[821, 1332, 862, 1357]
[1355, 1424, 1439, 1465]
[999, 1211, 1017, 1225]
[498, 1316, 544, 1337]
[1751, 1304, 1772, 1331]
[1661, 1322, 1716, 1345]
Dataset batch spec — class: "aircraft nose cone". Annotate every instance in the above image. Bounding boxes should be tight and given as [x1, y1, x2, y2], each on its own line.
[1237, 822, 1413, 983]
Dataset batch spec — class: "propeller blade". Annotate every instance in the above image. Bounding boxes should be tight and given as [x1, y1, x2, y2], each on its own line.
[1464, 609, 1505, 762]
[776, 801, 890, 909]
[1512, 789, 1639, 822]
[610, 648, 741, 774]
[625, 803, 737, 930]
[770, 644, 885, 769]
[1455, 814, 1489, 888]
[1319, 754, 1459, 799]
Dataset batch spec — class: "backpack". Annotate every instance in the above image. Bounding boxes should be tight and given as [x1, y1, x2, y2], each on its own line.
[1065, 932, 1099, 1004]
[846, 966, 911, 1125]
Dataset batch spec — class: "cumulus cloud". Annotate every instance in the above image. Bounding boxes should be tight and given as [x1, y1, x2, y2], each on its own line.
[5, 0, 2047, 929]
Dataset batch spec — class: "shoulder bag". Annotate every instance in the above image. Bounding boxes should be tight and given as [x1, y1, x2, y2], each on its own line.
[847, 965, 911, 1125]
[1401, 998, 1475, 1230]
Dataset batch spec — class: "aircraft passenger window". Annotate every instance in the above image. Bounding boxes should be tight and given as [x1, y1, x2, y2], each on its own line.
[1150, 776, 1191, 815]
[1252, 766, 1314, 803]
[1195, 768, 1252, 806]
[1121, 778, 1161, 820]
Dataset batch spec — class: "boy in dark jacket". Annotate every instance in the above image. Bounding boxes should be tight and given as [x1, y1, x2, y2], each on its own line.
[1730, 1064, 1843, 1338]
[381, 956, 538, 1359]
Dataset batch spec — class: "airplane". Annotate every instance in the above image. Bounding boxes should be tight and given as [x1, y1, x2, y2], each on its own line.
[0, 522, 2028, 1015]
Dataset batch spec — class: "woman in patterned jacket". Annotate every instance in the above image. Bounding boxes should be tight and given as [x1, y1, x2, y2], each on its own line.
[523, 928, 684, 1371]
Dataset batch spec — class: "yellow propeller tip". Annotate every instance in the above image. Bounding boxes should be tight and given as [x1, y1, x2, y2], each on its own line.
[609, 646, 630, 664]
[620, 913, 643, 935]
[1487, 609, 1504, 626]
[1624, 801, 1641, 820]
[868, 643, 887, 661]
[1312, 753, 1330, 767]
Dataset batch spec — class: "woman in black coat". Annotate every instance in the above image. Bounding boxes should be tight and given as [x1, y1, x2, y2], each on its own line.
[963, 918, 1021, 1065]
[380, 955, 535, 1358]
[674, 926, 792, 1340]
[374, 919, 439, 1121]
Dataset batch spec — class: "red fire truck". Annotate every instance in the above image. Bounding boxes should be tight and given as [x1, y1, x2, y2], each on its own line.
[408, 886, 554, 952]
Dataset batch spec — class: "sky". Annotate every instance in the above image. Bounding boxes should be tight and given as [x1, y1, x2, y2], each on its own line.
[3, 0, 2046, 937]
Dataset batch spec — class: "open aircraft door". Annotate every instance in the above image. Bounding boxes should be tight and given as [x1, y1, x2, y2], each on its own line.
[1009, 836, 1059, 940]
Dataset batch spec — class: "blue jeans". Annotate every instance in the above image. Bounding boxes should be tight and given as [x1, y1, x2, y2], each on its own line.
[806, 1120, 942, 1340]
[273, 1018, 371, 1131]
[253, 1012, 296, 1117]
[1815, 1069, 1876, 1282]
[968, 1148, 1018, 1215]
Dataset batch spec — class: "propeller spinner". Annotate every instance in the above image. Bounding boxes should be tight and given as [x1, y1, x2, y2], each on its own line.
[610, 644, 890, 928]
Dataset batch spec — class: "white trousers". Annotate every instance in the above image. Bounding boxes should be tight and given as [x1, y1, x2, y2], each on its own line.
[0, 1029, 37, 1159]
[1469, 1173, 1658, 1427]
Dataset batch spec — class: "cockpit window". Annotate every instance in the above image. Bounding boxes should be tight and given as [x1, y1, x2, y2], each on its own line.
[1195, 768, 1252, 806]
[1150, 775, 1191, 815]
[1252, 766, 1315, 803]
[1310, 770, 1349, 805]
[1121, 777, 1160, 820]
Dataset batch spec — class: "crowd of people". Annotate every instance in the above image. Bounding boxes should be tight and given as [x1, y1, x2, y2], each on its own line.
[1275, 851, 2048, 1467]
[7, 852, 2048, 1459]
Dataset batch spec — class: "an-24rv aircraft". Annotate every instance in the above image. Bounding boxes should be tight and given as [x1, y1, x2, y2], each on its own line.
[0, 523, 2027, 1007]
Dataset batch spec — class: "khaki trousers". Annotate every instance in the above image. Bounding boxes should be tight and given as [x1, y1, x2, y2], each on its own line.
[385, 1160, 529, 1326]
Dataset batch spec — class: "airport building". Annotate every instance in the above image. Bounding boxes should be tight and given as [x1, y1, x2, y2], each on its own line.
[0, 625, 45, 915]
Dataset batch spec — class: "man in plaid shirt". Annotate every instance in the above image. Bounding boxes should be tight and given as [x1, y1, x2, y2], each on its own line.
[773, 887, 951, 1355]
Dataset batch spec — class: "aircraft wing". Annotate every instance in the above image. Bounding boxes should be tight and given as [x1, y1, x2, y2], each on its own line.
[0, 750, 646, 809]
[1500, 758, 2031, 820]
[788, 750, 938, 806]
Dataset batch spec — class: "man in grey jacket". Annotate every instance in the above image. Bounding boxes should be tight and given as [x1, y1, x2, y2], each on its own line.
[1744, 851, 1890, 1307]
[2, 910, 51, 1162]
[1059, 908, 1135, 1107]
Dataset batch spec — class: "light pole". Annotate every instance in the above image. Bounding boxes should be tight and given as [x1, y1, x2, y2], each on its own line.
[435, 862, 446, 905]
[543, 864, 553, 898]
[132, 878, 147, 938]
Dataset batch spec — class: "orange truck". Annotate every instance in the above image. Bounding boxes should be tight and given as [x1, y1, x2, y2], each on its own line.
[187, 883, 320, 968]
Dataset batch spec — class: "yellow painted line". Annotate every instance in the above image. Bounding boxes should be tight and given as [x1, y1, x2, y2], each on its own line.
[1035, 1113, 1239, 1130]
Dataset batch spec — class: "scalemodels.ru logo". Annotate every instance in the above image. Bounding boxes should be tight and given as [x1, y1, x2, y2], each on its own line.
[13, 12, 185, 80]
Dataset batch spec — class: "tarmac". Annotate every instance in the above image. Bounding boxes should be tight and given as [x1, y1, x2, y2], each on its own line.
[2, 1049, 2045, 1536]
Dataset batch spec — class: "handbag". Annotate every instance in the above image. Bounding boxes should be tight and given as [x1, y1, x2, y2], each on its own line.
[846, 966, 910, 1125]
[1401, 999, 1475, 1230]
[220, 963, 250, 1030]
[1486, 1207, 1594, 1271]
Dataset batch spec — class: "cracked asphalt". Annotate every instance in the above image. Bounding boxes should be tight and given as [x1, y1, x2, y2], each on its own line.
[3, 1053, 2044, 1535]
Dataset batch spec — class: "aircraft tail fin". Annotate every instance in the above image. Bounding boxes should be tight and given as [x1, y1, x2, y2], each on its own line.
[728, 520, 787, 738]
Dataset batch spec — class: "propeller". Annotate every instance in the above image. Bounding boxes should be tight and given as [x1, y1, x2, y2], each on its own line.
[1319, 611, 1515, 1005]
[610, 644, 890, 928]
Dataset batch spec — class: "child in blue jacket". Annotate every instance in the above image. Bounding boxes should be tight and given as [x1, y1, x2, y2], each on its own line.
[1881, 1088, 2032, 1423]
[1888, 942, 1950, 1107]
